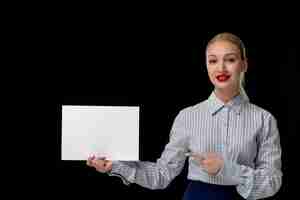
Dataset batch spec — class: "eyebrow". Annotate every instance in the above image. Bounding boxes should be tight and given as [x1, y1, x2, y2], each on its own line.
[207, 52, 239, 58]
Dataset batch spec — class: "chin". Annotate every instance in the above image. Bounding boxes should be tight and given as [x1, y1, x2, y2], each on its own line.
[214, 83, 231, 90]
[214, 83, 240, 93]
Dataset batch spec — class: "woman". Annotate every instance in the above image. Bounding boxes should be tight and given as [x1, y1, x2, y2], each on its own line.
[87, 33, 282, 200]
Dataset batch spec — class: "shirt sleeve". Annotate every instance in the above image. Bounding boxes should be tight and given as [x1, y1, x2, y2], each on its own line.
[216, 113, 282, 199]
[108, 111, 190, 190]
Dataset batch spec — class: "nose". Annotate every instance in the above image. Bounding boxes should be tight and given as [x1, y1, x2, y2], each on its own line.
[217, 60, 227, 71]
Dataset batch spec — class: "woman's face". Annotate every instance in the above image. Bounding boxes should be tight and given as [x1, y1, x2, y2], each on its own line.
[206, 40, 247, 92]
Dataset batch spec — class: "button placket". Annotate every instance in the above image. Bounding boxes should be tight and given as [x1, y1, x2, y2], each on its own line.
[219, 106, 228, 153]
[224, 106, 230, 147]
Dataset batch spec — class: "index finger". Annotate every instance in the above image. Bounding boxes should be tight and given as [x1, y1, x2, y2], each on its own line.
[190, 153, 206, 161]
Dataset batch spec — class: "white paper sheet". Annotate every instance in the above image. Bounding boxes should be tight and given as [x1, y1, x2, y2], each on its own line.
[61, 105, 139, 161]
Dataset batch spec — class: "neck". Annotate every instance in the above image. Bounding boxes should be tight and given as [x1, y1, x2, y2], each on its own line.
[214, 87, 240, 104]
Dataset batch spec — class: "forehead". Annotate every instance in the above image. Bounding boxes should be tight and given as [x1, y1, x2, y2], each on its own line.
[206, 40, 240, 56]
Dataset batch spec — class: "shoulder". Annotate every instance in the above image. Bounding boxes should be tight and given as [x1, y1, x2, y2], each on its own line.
[170, 100, 208, 130]
[245, 102, 277, 123]
[176, 99, 209, 118]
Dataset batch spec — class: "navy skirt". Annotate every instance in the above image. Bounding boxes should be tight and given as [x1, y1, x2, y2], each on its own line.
[182, 180, 243, 200]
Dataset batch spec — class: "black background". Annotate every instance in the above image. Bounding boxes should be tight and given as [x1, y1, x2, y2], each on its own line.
[29, 12, 298, 200]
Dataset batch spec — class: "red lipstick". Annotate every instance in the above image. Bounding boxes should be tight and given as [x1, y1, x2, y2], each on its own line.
[216, 74, 231, 82]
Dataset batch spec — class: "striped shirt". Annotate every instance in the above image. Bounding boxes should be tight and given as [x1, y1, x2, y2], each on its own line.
[109, 90, 282, 199]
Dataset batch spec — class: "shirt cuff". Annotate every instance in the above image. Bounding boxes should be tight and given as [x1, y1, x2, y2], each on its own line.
[107, 161, 135, 186]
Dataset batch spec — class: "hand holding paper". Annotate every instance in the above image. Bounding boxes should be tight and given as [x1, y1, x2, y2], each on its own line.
[87, 155, 113, 173]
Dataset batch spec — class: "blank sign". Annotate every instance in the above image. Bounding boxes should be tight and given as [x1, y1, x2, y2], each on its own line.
[61, 106, 139, 161]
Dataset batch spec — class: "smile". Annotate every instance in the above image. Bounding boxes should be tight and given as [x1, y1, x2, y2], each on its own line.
[216, 74, 231, 82]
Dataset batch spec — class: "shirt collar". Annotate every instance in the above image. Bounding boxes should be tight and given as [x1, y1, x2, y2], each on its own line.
[207, 88, 249, 116]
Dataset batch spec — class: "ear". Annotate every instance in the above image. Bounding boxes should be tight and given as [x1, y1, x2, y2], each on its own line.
[242, 58, 248, 73]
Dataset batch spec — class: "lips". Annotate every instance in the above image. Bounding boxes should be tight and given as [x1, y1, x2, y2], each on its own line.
[216, 74, 231, 82]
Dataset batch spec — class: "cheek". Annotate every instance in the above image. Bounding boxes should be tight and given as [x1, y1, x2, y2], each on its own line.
[206, 65, 215, 75]
[227, 63, 243, 75]
[206, 67, 215, 80]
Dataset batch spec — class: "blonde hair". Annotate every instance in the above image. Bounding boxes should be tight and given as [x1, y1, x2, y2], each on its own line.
[206, 32, 247, 87]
